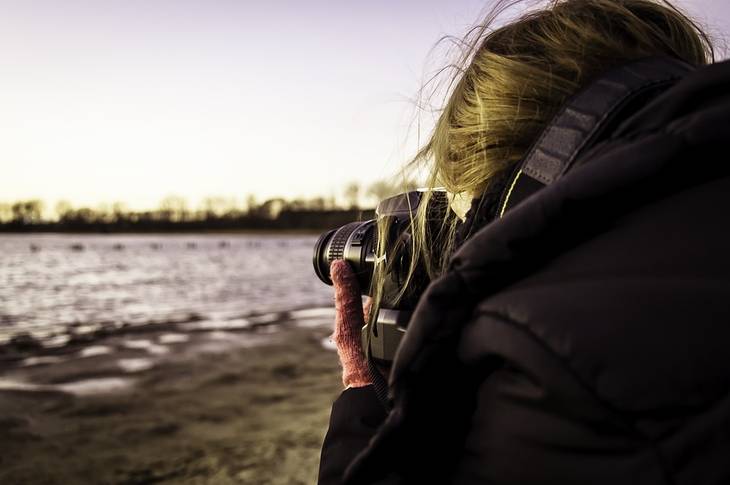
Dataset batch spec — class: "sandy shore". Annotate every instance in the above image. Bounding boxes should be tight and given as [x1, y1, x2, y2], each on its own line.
[0, 309, 344, 485]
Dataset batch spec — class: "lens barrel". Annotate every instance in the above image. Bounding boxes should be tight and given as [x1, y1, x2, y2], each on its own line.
[312, 220, 376, 288]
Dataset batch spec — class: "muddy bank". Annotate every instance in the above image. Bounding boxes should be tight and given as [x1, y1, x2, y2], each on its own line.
[0, 310, 344, 485]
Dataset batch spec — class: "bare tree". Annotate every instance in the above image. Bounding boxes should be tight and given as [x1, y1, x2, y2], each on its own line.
[55, 200, 73, 221]
[95, 203, 116, 223]
[367, 180, 396, 204]
[344, 182, 361, 209]
[112, 202, 128, 222]
[309, 197, 326, 211]
[11, 200, 44, 224]
[0, 203, 12, 222]
[326, 194, 337, 210]
[245, 195, 259, 215]
[159, 195, 189, 222]
[259, 198, 287, 219]
[200, 196, 235, 219]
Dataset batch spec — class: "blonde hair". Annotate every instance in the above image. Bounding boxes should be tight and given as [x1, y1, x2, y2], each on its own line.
[368, 0, 713, 328]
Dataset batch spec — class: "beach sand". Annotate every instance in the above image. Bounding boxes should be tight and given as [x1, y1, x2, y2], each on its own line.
[0, 311, 344, 485]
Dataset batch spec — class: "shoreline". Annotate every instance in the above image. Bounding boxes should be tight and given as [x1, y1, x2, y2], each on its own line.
[0, 306, 335, 357]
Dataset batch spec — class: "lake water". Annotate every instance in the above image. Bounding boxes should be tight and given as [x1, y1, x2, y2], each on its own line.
[0, 234, 334, 348]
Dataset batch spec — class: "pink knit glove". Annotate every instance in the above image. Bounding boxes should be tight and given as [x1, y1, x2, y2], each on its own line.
[330, 259, 373, 389]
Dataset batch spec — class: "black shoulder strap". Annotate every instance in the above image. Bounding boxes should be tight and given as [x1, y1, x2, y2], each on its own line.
[498, 56, 695, 217]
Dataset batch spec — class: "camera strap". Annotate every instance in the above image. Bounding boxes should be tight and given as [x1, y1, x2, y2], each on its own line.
[497, 56, 695, 217]
[368, 358, 392, 412]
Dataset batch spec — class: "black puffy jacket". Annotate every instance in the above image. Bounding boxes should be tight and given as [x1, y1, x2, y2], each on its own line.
[318, 57, 730, 485]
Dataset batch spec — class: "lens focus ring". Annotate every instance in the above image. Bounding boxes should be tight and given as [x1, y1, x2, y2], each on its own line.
[328, 222, 362, 264]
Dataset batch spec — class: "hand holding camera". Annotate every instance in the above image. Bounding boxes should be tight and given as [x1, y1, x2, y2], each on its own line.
[330, 259, 372, 389]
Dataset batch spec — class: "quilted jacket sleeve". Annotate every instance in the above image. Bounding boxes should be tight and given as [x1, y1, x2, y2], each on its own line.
[318, 385, 388, 485]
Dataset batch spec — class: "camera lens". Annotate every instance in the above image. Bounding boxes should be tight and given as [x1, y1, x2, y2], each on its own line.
[312, 220, 376, 289]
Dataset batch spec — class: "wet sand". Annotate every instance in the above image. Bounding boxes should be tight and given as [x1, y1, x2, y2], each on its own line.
[0, 310, 343, 485]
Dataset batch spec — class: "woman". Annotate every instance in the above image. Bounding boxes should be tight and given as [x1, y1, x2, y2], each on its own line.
[319, 0, 730, 483]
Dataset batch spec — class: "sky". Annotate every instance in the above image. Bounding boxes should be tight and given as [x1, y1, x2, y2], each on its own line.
[1, 0, 728, 211]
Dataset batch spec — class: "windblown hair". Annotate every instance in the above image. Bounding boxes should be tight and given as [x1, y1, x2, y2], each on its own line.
[368, 0, 713, 327]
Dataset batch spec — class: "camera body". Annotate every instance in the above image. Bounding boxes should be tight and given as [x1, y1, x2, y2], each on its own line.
[313, 190, 449, 364]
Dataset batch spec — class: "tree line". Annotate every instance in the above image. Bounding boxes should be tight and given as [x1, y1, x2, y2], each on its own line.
[0, 178, 419, 232]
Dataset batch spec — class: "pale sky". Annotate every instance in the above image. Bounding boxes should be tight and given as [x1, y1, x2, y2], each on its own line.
[0, 0, 727, 211]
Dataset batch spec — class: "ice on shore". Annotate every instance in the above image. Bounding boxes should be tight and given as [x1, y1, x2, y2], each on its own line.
[21, 356, 65, 366]
[44, 335, 71, 348]
[289, 308, 335, 320]
[290, 307, 335, 328]
[182, 318, 251, 331]
[117, 358, 154, 373]
[58, 377, 134, 395]
[0, 378, 47, 392]
[123, 339, 169, 355]
[158, 333, 190, 344]
[0, 377, 135, 396]
[79, 345, 114, 357]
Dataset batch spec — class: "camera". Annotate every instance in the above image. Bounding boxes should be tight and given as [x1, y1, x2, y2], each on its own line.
[313, 190, 450, 364]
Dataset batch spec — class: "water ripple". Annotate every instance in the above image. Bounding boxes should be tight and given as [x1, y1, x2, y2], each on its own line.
[0, 234, 334, 348]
